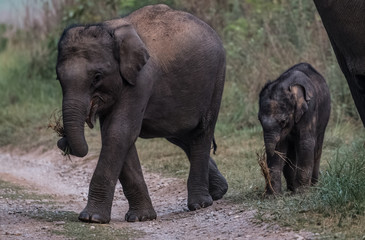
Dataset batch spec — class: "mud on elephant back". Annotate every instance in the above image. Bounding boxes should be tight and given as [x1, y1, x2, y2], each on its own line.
[258, 63, 331, 195]
[55, 4, 228, 224]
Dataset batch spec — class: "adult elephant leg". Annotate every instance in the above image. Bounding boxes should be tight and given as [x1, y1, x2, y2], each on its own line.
[119, 144, 156, 222]
[295, 137, 315, 191]
[187, 137, 213, 210]
[166, 137, 227, 201]
[208, 157, 228, 200]
[283, 142, 296, 192]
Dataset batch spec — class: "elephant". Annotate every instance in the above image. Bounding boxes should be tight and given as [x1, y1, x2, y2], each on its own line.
[55, 4, 228, 224]
[258, 63, 331, 194]
[314, 0, 365, 127]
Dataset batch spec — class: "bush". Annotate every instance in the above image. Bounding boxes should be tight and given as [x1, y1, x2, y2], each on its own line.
[62, 0, 176, 25]
[0, 49, 61, 146]
[315, 140, 365, 216]
[0, 24, 8, 53]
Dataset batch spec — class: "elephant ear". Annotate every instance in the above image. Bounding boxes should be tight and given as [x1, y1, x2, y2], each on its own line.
[289, 85, 308, 123]
[113, 24, 149, 85]
[288, 71, 315, 123]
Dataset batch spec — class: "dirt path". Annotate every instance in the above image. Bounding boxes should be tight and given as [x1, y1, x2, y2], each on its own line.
[0, 148, 315, 239]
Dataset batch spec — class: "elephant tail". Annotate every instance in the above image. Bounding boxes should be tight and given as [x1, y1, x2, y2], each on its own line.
[212, 137, 217, 155]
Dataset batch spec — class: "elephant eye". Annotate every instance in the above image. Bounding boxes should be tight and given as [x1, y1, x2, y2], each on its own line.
[279, 118, 286, 127]
[93, 72, 102, 86]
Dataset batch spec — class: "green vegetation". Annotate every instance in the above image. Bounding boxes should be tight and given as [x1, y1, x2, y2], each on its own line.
[53, 222, 139, 240]
[1, 0, 364, 238]
[0, 179, 140, 239]
[317, 140, 365, 216]
[250, 139, 365, 239]
[0, 24, 7, 52]
[0, 49, 61, 147]
[0, 179, 54, 202]
[28, 209, 139, 240]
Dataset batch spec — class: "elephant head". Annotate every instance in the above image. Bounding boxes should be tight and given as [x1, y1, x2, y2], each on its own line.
[258, 71, 314, 156]
[56, 23, 149, 157]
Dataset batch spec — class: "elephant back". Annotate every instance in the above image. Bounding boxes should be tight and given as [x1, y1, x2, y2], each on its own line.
[124, 4, 224, 73]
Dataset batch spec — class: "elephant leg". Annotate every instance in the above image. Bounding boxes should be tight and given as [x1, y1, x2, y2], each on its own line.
[208, 157, 228, 200]
[312, 133, 325, 185]
[283, 142, 296, 192]
[166, 137, 227, 201]
[266, 141, 287, 194]
[79, 113, 142, 224]
[294, 137, 315, 190]
[119, 144, 156, 222]
[186, 138, 213, 210]
[79, 149, 123, 223]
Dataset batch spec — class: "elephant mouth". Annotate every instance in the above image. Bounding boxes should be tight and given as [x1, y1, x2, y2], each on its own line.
[86, 96, 104, 129]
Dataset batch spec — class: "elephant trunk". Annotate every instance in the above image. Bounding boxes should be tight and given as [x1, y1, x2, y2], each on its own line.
[57, 97, 89, 157]
[264, 132, 280, 157]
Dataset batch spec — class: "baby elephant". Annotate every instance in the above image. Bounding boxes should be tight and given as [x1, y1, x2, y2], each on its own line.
[258, 63, 331, 194]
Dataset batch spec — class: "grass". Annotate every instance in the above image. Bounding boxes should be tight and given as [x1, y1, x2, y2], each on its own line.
[137, 138, 189, 178]
[0, 179, 54, 202]
[27, 209, 140, 240]
[318, 142, 365, 213]
[0, 178, 140, 240]
[0, 48, 61, 149]
[250, 137, 365, 239]
[54, 222, 140, 240]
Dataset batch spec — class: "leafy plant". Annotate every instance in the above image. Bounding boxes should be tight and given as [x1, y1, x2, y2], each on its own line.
[315, 140, 365, 216]
[0, 24, 8, 53]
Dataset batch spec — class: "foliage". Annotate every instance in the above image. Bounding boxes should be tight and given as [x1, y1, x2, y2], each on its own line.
[0, 24, 8, 53]
[0, 49, 61, 146]
[315, 140, 365, 216]
[62, 0, 176, 25]
[62, 0, 119, 24]
[251, 137, 365, 238]
[0, 0, 364, 238]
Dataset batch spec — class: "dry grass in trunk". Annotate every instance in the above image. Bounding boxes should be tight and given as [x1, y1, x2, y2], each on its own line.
[47, 110, 70, 158]
[48, 110, 65, 137]
[256, 147, 275, 195]
[257, 147, 296, 195]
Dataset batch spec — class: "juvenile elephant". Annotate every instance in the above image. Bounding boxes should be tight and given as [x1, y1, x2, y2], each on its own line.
[314, 0, 365, 127]
[258, 63, 331, 194]
[56, 4, 228, 223]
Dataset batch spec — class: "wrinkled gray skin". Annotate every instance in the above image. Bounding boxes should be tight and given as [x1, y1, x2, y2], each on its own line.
[314, 0, 365, 127]
[56, 4, 228, 224]
[258, 63, 331, 194]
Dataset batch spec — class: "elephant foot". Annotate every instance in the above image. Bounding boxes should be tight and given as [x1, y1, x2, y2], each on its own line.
[291, 185, 310, 194]
[125, 208, 157, 222]
[208, 158, 228, 200]
[188, 194, 213, 211]
[286, 180, 295, 192]
[265, 184, 282, 195]
[78, 209, 110, 224]
[209, 174, 228, 200]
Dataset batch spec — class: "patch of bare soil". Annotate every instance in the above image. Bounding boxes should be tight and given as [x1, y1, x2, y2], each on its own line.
[0, 148, 315, 239]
